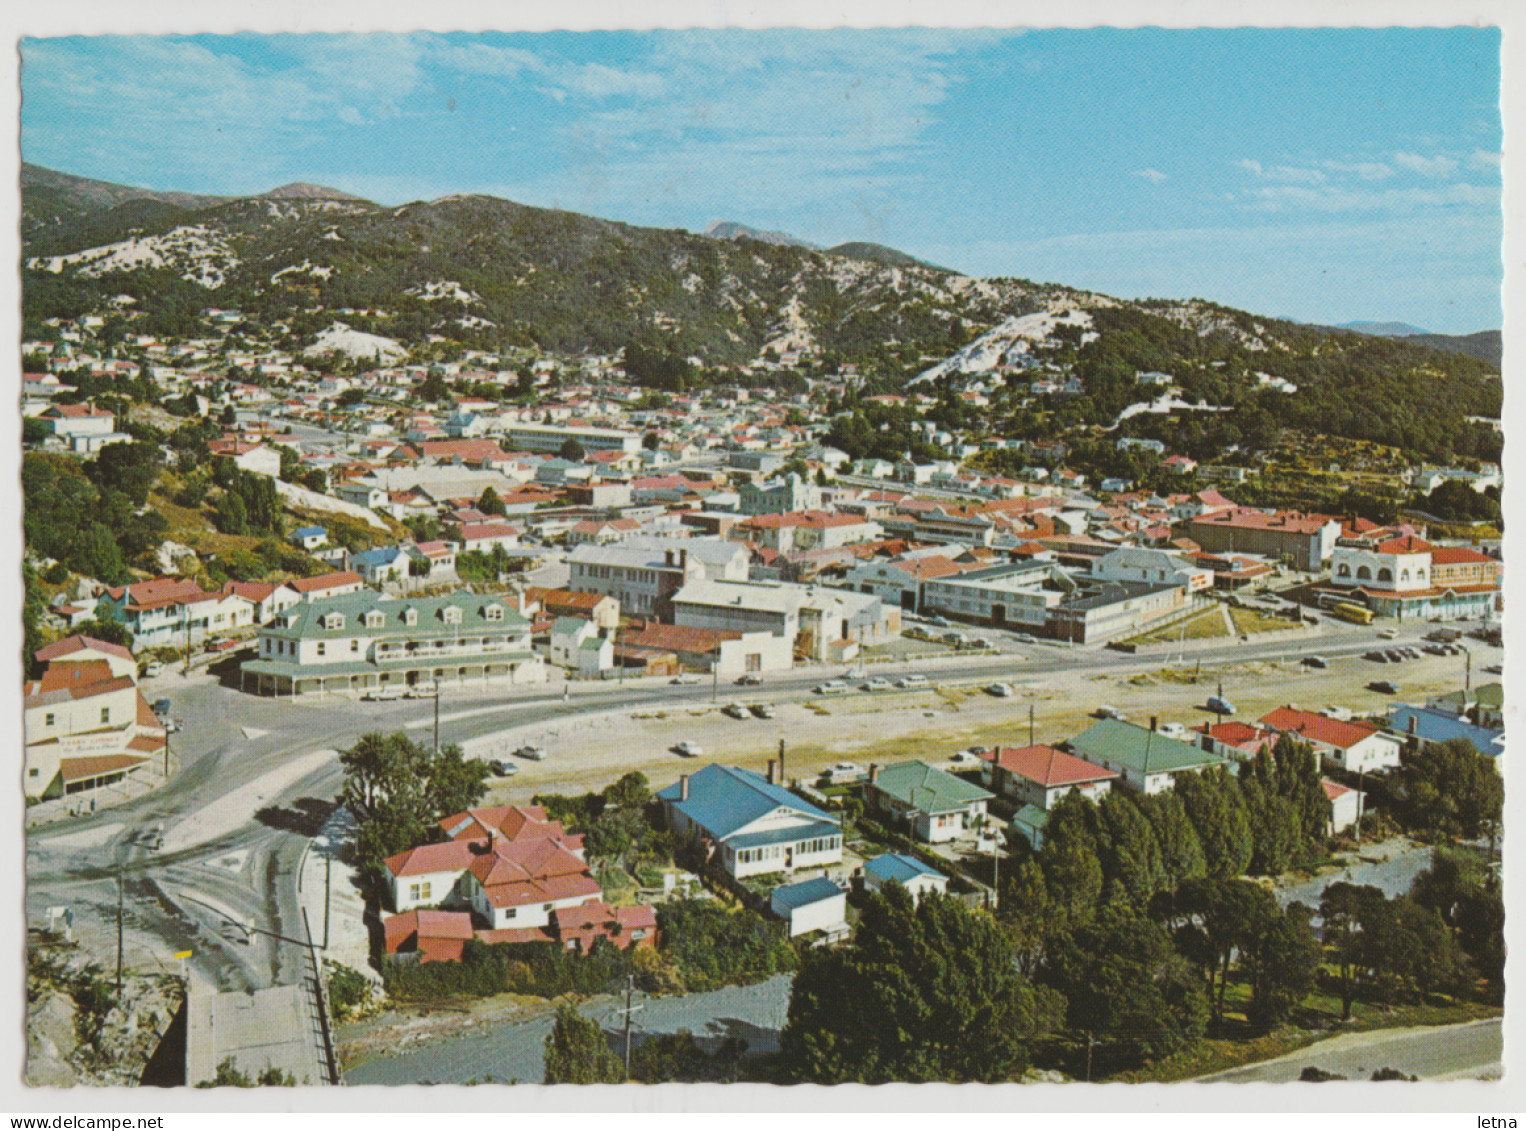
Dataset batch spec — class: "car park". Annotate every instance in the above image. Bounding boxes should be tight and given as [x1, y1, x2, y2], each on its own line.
[674, 741, 702, 758]
[515, 744, 546, 761]
[1367, 680, 1399, 695]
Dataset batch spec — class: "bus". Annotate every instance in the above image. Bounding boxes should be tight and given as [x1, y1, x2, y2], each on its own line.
[1330, 602, 1374, 625]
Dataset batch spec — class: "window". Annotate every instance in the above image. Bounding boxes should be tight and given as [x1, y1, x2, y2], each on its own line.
[317, 642, 326, 657]
[543, 902, 554, 912]
[420, 882, 432, 900]
[443, 607, 462, 625]
[485, 605, 503, 621]
[504, 908, 516, 919]
[366, 611, 385, 628]
[1357, 566, 1372, 580]
[351, 640, 359, 653]
[1378, 568, 1393, 583]
[408, 884, 420, 901]
[44, 713, 54, 727]
[403, 609, 418, 626]
[100, 707, 110, 724]
[1337, 564, 1351, 577]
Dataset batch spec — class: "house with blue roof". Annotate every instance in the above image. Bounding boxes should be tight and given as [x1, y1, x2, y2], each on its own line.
[658, 763, 844, 880]
[862, 853, 949, 905]
[770, 876, 848, 938]
[292, 525, 329, 551]
[1388, 703, 1504, 760]
[349, 545, 408, 584]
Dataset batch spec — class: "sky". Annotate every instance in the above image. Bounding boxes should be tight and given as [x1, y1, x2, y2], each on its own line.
[19, 27, 1504, 333]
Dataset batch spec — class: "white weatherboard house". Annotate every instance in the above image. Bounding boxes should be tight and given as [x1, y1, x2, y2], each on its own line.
[862, 854, 949, 905]
[658, 764, 843, 880]
[770, 877, 848, 938]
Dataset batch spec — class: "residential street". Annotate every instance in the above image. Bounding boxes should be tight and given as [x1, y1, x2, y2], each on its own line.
[23, 616, 1497, 1001]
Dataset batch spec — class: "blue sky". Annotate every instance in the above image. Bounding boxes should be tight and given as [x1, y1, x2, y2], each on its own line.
[20, 27, 1503, 333]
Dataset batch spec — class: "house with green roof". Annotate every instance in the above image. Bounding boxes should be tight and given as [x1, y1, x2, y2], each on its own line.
[864, 760, 994, 843]
[240, 590, 545, 698]
[1064, 718, 1226, 794]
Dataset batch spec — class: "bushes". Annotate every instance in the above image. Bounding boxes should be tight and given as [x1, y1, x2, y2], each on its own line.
[382, 938, 633, 1002]
[655, 899, 797, 993]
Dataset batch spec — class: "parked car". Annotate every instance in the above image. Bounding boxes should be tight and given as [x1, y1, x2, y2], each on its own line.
[814, 680, 849, 694]
[1206, 695, 1237, 716]
[152, 698, 172, 718]
[1096, 705, 1127, 721]
[138, 824, 164, 851]
[673, 741, 702, 758]
[1378, 628, 1400, 640]
[515, 744, 546, 761]
[1368, 680, 1399, 695]
[1384, 649, 1405, 663]
[723, 703, 751, 719]
[862, 677, 892, 691]
[671, 673, 702, 685]
[363, 686, 405, 701]
[750, 703, 776, 719]
[143, 661, 165, 678]
[943, 631, 966, 645]
[896, 674, 929, 688]
[489, 759, 519, 777]
[1364, 650, 1388, 663]
[735, 674, 763, 686]
[1301, 655, 1329, 668]
[1158, 722, 1187, 739]
[824, 761, 865, 782]
[407, 682, 438, 698]
[948, 749, 982, 766]
[1484, 663, 1503, 675]
[926, 615, 951, 628]
[985, 682, 1014, 697]
[969, 637, 993, 649]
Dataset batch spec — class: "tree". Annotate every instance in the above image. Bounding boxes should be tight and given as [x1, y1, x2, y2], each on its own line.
[1393, 737, 1503, 839]
[1318, 882, 1384, 1020]
[558, 438, 586, 462]
[85, 441, 163, 507]
[214, 490, 249, 536]
[780, 886, 1061, 1083]
[1096, 791, 1168, 901]
[1176, 769, 1253, 878]
[477, 486, 506, 517]
[417, 373, 449, 403]
[1175, 877, 1270, 1024]
[1136, 791, 1207, 892]
[641, 431, 661, 451]
[1240, 902, 1321, 1031]
[426, 743, 491, 818]
[340, 732, 437, 869]
[629, 1030, 745, 1084]
[543, 1004, 625, 1084]
[1042, 894, 1208, 1071]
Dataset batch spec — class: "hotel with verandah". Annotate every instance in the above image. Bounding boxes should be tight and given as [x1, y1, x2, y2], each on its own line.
[240, 590, 546, 698]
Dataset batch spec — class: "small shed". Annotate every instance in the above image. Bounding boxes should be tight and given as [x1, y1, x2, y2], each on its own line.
[770, 877, 847, 938]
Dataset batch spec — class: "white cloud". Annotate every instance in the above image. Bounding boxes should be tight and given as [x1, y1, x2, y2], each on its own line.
[1393, 151, 1460, 177]
[1133, 168, 1167, 184]
[1238, 159, 1263, 176]
[1471, 149, 1503, 168]
[1247, 181, 1497, 213]
[1322, 160, 1394, 181]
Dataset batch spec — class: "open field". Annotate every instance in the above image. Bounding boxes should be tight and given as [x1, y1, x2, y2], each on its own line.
[1123, 607, 1230, 645]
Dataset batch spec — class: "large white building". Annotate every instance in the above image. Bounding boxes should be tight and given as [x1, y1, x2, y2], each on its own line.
[504, 422, 641, 455]
[242, 591, 545, 698]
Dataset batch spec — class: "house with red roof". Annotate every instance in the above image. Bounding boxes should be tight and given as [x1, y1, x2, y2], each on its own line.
[980, 744, 1118, 809]
[1193, 720, 1279, 760]
[381, 804, 657, 961]
[1329, 533, 1500, 621]
[98, 576, 254, 648]
[1324, 779, 1366, 835]
[38, 402, 128, 454]
[287, 570, 365, 602]
[1257, 706, 1403, 774]
[23, 640, 167, 804]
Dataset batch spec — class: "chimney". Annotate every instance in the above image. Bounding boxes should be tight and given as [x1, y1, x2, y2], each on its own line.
[680, 548, 689, 571]
[869, 763, 880, 784]
[778, 739, 786, 785]
[1150, 715, 1158, 732]
[679, 774, 690, 801]
[1407, 714, 1418, 736]
[766, 759, 777, 785]
[665, 549, 675, 567]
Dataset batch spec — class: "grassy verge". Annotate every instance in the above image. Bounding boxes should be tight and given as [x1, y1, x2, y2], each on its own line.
[1228, 606, 1301, 635]
[1123, 608, 1229, 646]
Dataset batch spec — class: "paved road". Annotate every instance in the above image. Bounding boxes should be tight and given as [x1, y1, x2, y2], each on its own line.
[23, 616, 1497, 996]
[1199, 1019, 1502, 1083]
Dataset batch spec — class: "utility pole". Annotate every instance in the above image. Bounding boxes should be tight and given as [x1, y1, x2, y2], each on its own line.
[614, 974, 643, 1076]
[711, 664, 718, 703]
[433, 683, 441, 753]
[1028, 703, 1035, 747]
[1084, 1031, 1096, 1083]
[1354, 765, 1365, 845]
[116, 863, 125, 996]
[323, 844, 333, 950]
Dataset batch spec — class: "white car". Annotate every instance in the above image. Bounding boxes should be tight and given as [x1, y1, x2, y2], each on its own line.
[406, 682, 438, 699]
[489, 759, 519, 776]
[862, 677, 892, 691]
[723, 703, 751, 719]
[144, 661, 165, 678]
[896, 674, 929, 689]
[1378, 628, 1400, 640]
[750, 704, 776, 719]
[985, 682, 1014, 697]
[1096, 705, 1127, 721]
[1158, 722, 1187, 739]
[515, 744, 547, 761]
[948, 749, 982, 766]
[671, 673, 702, 685]
[825, 761, 865, 781]
[674, 741, 703, 758]
[814, 680, 849, 694]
